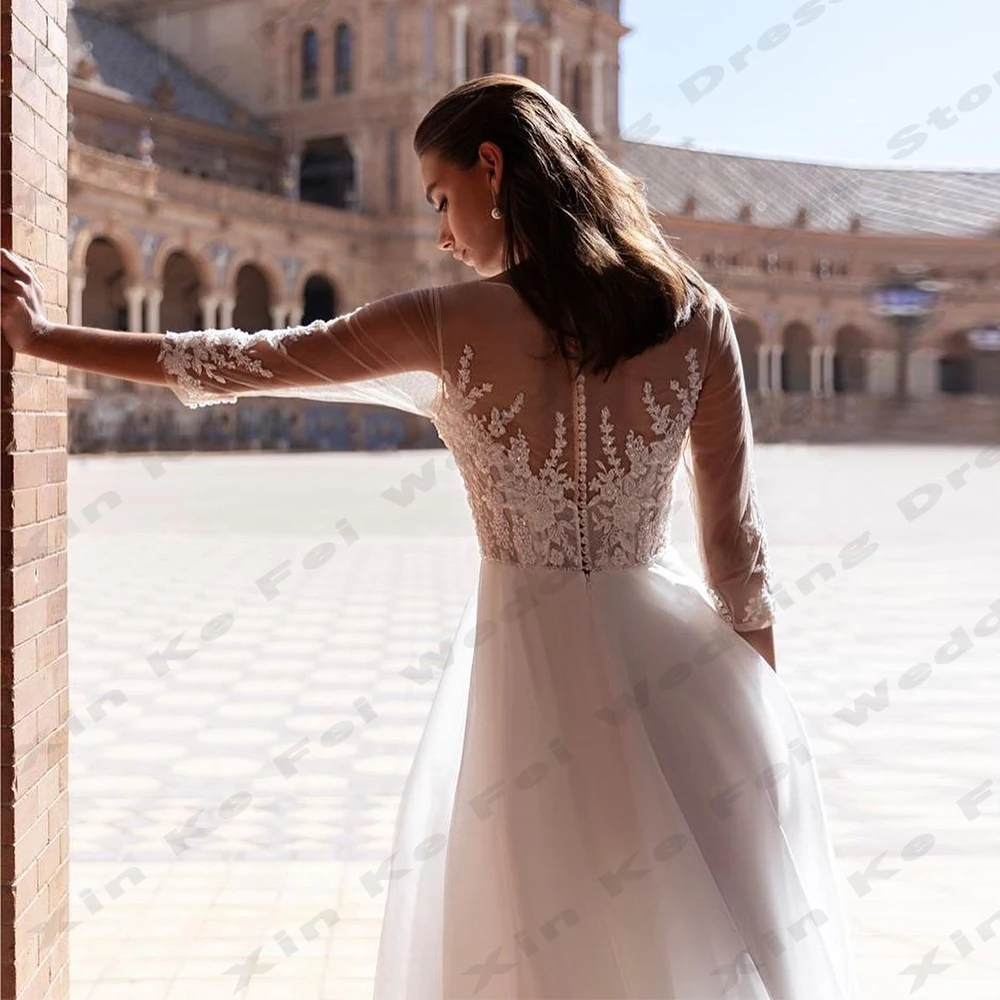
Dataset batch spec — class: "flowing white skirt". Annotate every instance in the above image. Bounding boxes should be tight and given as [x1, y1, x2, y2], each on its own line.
[372, 546, 861, 1000]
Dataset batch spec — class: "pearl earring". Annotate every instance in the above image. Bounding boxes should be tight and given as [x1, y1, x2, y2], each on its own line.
[491, 205, 503, 220]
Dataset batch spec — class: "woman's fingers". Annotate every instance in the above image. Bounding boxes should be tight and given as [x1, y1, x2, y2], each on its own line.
[1, 248, 31, 278]
[1, 273, 28, 295]
[1, 251, 43, 295]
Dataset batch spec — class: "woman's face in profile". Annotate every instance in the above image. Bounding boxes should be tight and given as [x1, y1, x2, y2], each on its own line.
[419, 145, 506, 277]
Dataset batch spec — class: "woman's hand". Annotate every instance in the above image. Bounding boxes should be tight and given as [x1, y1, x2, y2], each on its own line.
[1, 248, 50, 353]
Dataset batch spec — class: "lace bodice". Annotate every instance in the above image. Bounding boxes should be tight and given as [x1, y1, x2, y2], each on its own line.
[157, 280, 775, 632]
[430, 341, 702, 576]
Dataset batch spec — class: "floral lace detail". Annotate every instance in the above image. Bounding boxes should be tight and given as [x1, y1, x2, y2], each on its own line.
[705, 473, 777, 631]
[157, 323, 323, 408]
[432, 345, 581, 568]
[431, 344, 705, 573]
[586, 348, 702, 569]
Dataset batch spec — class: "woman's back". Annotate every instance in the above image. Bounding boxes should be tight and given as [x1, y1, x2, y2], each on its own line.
[431, 278, 774, 631]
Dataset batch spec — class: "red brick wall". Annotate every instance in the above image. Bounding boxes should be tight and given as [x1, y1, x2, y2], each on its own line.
[1, 0, 70, 998]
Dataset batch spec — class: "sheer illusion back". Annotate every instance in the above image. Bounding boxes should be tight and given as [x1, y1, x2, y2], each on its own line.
[430, 280, 774, 632]
[158, 277, 775, 632]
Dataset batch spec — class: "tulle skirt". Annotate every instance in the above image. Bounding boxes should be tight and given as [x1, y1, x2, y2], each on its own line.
[372, 546, 861, 999]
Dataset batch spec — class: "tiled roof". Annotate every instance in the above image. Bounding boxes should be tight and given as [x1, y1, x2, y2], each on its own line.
[620, 139, 1000, 239]
[69, 7, 274, 137]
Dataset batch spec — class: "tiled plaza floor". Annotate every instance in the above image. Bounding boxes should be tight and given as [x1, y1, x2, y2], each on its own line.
[63, 444, 1000, 999]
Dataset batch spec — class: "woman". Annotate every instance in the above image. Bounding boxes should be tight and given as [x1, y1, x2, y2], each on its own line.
[2, 75, 860, 999]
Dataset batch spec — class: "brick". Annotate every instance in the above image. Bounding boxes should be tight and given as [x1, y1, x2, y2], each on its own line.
[13, 3, 48, 45]
[34, 415, 60, 449]
[10, 215, 47, 262]
[12, 54, 47, 118]
[10, 135, 47, 194]
[35, 484, 59, 521]
[32, 115, 59, 163]
[11, 173, 37, 219]
[10, 94, 35, 147]
[44, 86, 63, 133]
[11, 482, 39, 526]
[12, 559, 39, 604]
[12, 656, 49, 716]
[45, 378, 66, 412]
[11, 452, 47, 489]
[44, 586, 66, 627]
[14, 815, 49, 892]
[11, 636, 38, 684]
[44, 157, 64, 198]
[12, 414, 38, 453]
[45, 231, 66, 273]
[10, 14, 36, 70]
[45, 16, 66, 68]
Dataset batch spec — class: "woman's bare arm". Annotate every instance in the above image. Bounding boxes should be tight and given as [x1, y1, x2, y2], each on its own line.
[739, 624, 776, 672]
[3, 249, 166, 381]
[2, 248, 445, 410]
[22, 323, 169, 386]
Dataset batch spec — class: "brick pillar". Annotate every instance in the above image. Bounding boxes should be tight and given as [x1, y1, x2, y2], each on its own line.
[1, 0, 71, 998]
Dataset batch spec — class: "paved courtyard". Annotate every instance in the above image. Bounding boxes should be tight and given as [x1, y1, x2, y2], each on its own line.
[61, 442, 1000, 999]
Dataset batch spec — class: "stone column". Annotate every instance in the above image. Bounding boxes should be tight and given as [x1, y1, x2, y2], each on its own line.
[287, 305, 304, 327]
[68, 273, 86, 326]
[590, 50, 606, 136]
[909, 347, 942, 394]
[124, 285, 146, 332]
[809, 345, 824, 396]
[146, 287, 163, 333]
[1, 1, 72, 997]
[865, 349, 895, 394]
[547, 37, 564, 98]
[200, 294, 220, 329]
[757, 344, 772, 395]
[451, 4, 469, 86]
[822, 346, 835, 395]
[270, 304, 289, 328]
[502, 20, 518, 74]
[218, 297, 236, 329]
[770, 344, 785, 394]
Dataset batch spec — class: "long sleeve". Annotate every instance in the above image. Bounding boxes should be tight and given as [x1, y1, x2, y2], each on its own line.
[157, 285, 445, 418]
[682, 293, 776, 633]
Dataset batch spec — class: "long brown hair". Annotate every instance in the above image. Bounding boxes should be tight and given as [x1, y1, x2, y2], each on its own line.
[414, 74, 723, 380]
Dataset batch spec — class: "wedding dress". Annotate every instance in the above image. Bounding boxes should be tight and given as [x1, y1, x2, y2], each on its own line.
[158, 277, 861, 999]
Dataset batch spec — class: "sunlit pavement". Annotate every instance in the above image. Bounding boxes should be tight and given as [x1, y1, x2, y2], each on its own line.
[64, 444, 1000, 999]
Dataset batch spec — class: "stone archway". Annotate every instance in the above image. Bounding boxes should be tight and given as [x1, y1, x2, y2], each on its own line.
[232, 263, 274, 333]
[160, 251, 204, 333]
[81, 237, 129, 332]
[939, 329, 1000, 395]
[733, 318, 762, 392]
[781, 321, 813, 392]
[301, 274, 339, 324]
[833, 325, 869, 393]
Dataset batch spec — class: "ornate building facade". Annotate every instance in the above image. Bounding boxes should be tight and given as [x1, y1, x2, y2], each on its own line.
[65, 0, 1000, 451]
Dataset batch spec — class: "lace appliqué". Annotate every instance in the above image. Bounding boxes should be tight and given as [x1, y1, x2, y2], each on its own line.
[157, 322, 327, 408]
[706, 473, 777, 631]
[586, 347, 702, 570]
[432, 345, 580, 568]
[432, 344, 706, 573]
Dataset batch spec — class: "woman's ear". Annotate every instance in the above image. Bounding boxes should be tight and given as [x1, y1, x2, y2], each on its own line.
[479, 141, 503, 185]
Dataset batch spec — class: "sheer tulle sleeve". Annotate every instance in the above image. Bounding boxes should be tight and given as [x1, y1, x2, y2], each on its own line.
[682, 293, 776, 633]
[156, 285, 445, 418]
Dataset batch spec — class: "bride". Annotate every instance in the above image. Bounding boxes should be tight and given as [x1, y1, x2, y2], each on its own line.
[3, 74, 860, 999]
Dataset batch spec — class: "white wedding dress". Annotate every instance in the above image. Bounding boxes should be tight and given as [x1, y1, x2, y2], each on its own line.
[158, 277, 861, 999]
